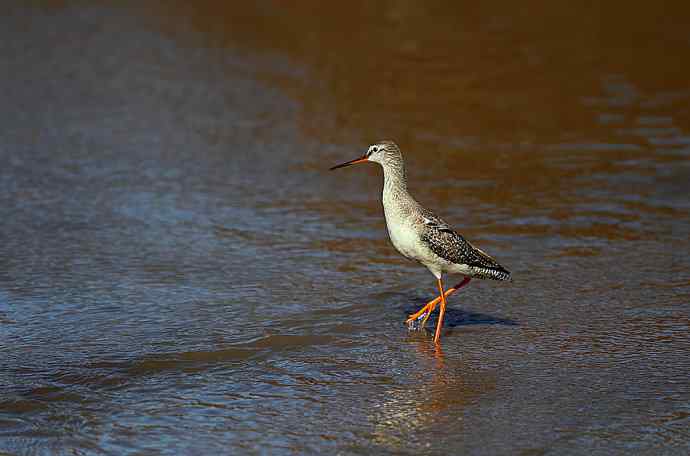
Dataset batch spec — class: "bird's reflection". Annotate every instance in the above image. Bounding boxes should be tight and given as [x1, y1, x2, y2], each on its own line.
[368, 334, 497, 451]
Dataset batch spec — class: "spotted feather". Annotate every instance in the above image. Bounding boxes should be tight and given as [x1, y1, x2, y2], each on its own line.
[420, 211, 511, 281]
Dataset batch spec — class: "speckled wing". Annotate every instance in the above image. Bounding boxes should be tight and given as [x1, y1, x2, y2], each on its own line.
[420, 212, 511, 281]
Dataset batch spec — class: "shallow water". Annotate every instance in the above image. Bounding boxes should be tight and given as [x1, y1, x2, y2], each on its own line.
[1, 2, 689, 454]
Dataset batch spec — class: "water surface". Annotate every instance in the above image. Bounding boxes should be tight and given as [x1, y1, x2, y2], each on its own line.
[1, 2, 689, 454]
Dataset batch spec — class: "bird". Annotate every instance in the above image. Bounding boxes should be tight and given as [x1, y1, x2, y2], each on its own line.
[330, 140, 511, 344]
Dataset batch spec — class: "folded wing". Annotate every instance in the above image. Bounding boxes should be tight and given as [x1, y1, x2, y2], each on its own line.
[420, 212, 511, 281]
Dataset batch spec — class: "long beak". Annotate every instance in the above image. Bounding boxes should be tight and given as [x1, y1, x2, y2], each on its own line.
[329, 155, 368, 170]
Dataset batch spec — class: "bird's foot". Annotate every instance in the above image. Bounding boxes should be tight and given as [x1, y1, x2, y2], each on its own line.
[406, 311, 428, 331]
[406, 302, 433, 323]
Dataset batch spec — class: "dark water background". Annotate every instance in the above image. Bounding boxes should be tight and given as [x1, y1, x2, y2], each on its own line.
[1, 1, 689, 454]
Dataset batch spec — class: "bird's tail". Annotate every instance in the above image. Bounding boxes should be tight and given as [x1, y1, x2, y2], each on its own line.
[472, 265, 512, 282]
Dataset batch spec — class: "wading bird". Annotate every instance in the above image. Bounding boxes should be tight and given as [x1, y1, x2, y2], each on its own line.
[330, 141, 511, 344]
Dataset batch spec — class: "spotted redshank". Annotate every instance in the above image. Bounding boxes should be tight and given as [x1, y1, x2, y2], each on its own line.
[330, 140, 511, 344]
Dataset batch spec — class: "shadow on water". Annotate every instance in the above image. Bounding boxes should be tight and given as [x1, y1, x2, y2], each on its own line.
[435, 308, 517, 328]
[397, 291, 519, 328]
[402, 303, 518, 329]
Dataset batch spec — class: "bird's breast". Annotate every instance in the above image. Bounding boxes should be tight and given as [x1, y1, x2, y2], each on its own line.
[387, 223, 418, 258]
[383, 208, 424, 261]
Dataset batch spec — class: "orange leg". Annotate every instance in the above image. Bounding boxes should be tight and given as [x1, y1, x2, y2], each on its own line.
[405, 293, 446, 325]
[433, 278, 447, 344]
[405, 277, 471, 328]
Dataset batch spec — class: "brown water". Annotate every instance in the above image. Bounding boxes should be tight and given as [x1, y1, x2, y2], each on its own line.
[1, 1, 690, 454]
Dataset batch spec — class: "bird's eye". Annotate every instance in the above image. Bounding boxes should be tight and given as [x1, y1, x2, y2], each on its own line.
[372, 147, 378, 153]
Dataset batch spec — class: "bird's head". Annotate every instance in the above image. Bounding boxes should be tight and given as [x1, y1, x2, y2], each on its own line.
[330, 140, 402, 170]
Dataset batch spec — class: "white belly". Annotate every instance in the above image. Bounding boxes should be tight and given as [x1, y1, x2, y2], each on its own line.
[386, 218, 421, 260]
[384, 207, 436, 263]
[382, 193, 451, 278]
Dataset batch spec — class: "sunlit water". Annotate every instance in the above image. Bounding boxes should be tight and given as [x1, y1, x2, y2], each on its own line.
[1, 2, 689, 454]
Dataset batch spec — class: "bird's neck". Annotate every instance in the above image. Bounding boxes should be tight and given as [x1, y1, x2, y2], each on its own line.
[381, 161, 409, 200]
